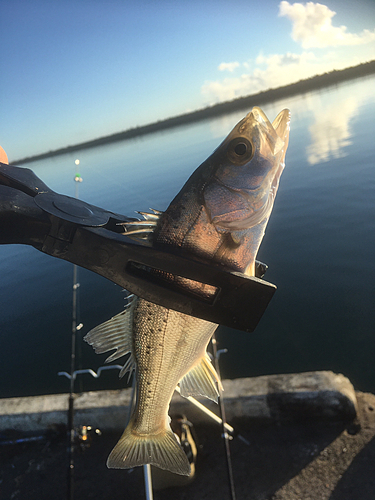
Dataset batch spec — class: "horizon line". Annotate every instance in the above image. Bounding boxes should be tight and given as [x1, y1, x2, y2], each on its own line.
[12, 60, 375, 165]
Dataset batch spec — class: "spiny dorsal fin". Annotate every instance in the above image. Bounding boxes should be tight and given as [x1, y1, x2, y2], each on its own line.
[84, 295, 137, 380]
[178, 353, 222, 402]
[120, 208, 163, 239]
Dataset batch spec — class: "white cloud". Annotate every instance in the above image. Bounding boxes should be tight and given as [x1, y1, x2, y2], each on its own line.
[279, 1, 375, 48]
[218, 62, 240, 72]
[201, 2, 375, 105]
[202, 51, 324, 104]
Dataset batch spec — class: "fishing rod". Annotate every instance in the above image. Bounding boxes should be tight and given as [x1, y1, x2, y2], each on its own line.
[67, 160, 83, 500]
[212, 334, 237, 500]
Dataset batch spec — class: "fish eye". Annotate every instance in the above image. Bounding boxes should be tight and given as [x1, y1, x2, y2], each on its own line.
[227, 137, 253, 164]
[234, 143, 247, 156]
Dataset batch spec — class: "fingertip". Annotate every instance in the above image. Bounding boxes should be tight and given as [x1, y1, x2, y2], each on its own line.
[0, 145, 9, 164]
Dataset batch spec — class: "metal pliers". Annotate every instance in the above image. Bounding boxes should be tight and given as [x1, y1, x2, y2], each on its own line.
[0, 162, 276, 332]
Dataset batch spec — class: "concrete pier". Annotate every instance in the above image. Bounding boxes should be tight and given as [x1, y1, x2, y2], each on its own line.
[0, 371, 358, 432]
[1, 371, 374, 500]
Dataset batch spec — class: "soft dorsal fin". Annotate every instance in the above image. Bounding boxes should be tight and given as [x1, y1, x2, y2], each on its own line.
[179, 353, 222, 402]
[84, 296, 137, 380]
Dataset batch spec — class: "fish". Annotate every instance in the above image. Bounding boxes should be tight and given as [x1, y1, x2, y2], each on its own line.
[84, 106, 290, 475]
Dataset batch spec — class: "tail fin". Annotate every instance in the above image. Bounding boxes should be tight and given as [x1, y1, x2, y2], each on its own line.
[107, 418, 191, 476]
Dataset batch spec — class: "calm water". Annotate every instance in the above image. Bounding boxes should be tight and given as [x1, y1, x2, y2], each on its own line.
[1, 76, 374, 398]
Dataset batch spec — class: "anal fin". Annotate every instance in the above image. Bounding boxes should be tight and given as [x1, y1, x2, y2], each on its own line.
[179, 354, 222, 402]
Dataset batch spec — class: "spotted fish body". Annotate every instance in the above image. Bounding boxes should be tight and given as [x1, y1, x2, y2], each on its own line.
[85, 106, 290, 475]
[88, 298, 218, 474]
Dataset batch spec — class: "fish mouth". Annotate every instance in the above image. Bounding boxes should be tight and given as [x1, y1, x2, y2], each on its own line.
[250, 106, 290, 160]
[271, 108, 291, 161]
[252, 106, 290, 212]
[270, 108, 290, 195]
[238, 107, 290, 227]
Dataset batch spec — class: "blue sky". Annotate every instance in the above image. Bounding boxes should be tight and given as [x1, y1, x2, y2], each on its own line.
[1, 0, 374, 160]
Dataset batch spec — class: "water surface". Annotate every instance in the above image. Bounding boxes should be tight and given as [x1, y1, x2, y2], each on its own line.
[1, 75, 374, 398]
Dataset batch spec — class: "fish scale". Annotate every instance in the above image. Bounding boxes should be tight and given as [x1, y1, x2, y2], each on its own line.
[132, 300, 217, 436]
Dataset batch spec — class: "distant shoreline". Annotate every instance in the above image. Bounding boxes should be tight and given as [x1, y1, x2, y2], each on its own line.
[13, 60, 375, 165]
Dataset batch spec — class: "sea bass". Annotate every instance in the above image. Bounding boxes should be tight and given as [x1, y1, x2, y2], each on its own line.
[84, 106, 290, 475]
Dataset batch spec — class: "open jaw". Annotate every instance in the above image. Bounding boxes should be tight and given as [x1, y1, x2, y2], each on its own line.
[255, 106, 291, 204]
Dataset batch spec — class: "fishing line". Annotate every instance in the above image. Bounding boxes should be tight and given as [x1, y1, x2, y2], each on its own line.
[212, 333, 237, 500]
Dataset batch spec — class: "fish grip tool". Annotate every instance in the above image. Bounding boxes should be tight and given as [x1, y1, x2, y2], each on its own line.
[0, 162, 276, 332]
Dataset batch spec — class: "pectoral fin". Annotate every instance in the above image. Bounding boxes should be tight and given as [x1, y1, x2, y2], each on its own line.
[179, 353, 222, 402]
[84, 295, 137, 380]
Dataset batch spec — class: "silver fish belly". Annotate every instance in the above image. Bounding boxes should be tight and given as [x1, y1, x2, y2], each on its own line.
[85, 106, 290, 475]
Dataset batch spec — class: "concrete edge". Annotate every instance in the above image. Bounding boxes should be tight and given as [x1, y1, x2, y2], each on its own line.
[0, 371, 358, 432]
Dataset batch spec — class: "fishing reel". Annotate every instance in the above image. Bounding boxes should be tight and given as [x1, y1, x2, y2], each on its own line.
[74, 425, 102, 452]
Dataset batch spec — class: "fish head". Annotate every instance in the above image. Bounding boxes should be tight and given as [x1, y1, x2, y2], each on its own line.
[152, 106, 290, 277]
[204, 107, 290, 233]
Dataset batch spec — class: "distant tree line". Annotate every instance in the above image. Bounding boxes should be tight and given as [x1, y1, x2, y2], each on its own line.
[14, 60, 375, 165]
